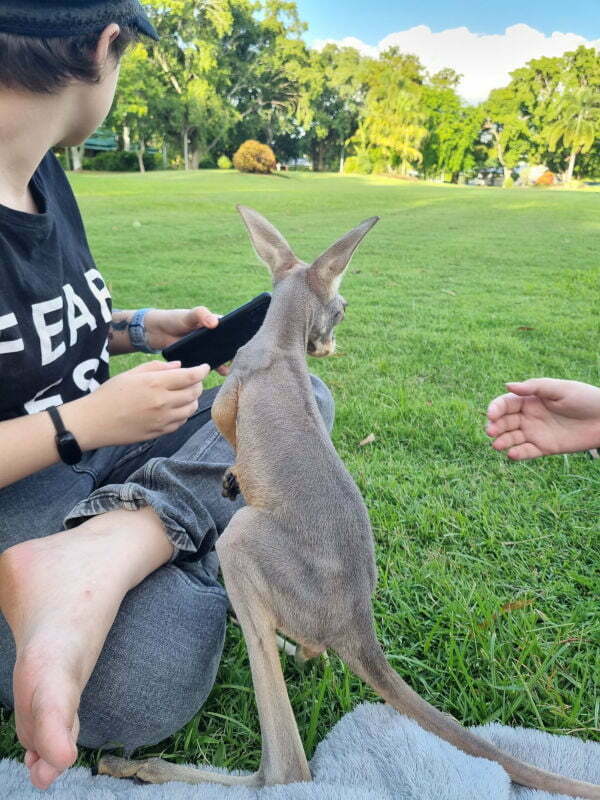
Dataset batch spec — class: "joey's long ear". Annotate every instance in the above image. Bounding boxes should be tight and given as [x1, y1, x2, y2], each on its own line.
[310, 216, 379, 297]
[237, 205, 298, 281]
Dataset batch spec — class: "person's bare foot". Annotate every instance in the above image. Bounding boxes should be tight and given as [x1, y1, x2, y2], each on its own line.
[0, 507, 173, 790]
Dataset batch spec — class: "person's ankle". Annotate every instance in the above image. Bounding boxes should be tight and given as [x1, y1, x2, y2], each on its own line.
[81, 507, 174, 588]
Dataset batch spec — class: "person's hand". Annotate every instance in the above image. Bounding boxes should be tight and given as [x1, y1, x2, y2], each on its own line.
[486, 378, 600, 460]
[144, 307, 230, 376]
[64, 361, 210, 450]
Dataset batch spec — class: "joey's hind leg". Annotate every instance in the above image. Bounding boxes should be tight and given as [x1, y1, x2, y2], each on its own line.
[217, 509, 312, 786]
[101, 508, 312, 788]
[97, 755, 260, 787]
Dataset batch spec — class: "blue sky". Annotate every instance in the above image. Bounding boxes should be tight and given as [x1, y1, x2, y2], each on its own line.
[295, 0, 599, 43]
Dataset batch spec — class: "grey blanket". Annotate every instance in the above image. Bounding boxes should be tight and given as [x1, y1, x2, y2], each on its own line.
[1, 703, 599, 799]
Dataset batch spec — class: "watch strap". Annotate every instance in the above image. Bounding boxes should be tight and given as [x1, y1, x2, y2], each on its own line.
[47, 404, 66, 435]
[129, 308, 161, 354]
[47, 405, 83, 466]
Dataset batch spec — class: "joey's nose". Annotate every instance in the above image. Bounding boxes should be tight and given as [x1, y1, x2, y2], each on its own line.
[308, 338, 336, 358]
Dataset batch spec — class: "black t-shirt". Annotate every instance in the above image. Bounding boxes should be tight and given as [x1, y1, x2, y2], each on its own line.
[0, 152, 111, 421]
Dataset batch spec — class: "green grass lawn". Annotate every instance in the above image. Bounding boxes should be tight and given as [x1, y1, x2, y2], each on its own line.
[1, 170, 599, 772]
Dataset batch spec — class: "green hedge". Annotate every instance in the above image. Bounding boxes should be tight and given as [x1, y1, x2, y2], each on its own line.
[84, 151, 161, 172]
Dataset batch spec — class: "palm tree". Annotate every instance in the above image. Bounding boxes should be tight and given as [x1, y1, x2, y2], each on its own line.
[361, 90, 428, 176]
[546, 87, 600, 181]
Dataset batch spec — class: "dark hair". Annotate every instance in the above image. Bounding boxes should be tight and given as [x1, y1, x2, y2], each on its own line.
[0, 25, 138, 94]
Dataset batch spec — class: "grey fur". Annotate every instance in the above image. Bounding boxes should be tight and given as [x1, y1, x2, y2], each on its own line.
[99, 208, 600, 799]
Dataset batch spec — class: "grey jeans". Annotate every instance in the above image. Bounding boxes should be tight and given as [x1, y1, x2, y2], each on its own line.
[0, 376, 334, 752]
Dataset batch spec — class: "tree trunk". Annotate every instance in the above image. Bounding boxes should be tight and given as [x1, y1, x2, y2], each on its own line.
[137, 140, 146, 174]
[70, 144, 85, 171]
[182, 128, 190, 170]
[162, 140, 168, 170]
[317, 142, 325, 172]
[566, 148, 578, 182]
[339, 145, 345, 174]
[189, 148, 201, 170]
[123, 125, 131, 152]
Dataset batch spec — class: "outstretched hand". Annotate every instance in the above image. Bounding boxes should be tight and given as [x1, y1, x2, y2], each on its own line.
[486, 378, 600, 460]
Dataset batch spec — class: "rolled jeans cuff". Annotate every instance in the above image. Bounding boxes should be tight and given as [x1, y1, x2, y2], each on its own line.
[63, 480, 218, 563]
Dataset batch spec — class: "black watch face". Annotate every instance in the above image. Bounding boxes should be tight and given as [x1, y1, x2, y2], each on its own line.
[58, 432, 83, 466]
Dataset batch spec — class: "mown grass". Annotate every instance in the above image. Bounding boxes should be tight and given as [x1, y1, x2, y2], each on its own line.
[1, 171, 598, 773]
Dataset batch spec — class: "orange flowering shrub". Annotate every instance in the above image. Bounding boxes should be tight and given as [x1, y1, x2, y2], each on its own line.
[233, 140, 277, 174]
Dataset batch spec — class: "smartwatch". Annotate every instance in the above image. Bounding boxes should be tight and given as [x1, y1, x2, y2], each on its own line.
[47, 406, 83, 466]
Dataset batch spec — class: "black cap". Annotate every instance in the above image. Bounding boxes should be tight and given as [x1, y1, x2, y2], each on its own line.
[0, 1, 159, 41]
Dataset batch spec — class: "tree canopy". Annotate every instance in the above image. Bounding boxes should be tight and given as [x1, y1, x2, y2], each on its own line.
[97, 3, 599, 180]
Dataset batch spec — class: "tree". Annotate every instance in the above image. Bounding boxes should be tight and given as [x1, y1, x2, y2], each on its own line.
[109, 43, 166, 172]
[350, 48, 427, 175]
[508, 55, 564, 168]
[143, 0, 307, 169]
[546, 86, 600, 180]
[545, 46, 600, 180]
[480, 87, 531, 179]
[299, 44, 366, 172]
[421, 71, 480, 180]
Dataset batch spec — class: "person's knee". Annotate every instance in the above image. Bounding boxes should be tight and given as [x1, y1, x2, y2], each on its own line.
[310, 375, 335, 434]
[77, 565, 228, 752]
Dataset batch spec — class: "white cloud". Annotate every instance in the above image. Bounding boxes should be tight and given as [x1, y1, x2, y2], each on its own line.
[313, 24, 600, 104]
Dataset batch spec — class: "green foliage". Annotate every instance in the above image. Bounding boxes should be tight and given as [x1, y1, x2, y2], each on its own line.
[84, 151, 160, 172]
[217, 155, 233, 170]
[298, 44, 366, 171]
[350, 49, 428, 176]
[233, 140, 277, 173]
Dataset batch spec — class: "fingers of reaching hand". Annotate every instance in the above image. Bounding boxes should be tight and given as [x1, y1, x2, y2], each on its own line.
[487, 393, 524, 424]
[507, 378, 564, 401]
[491, 429, 526, 451]
[490, 429, 544, 461]
[486, 411, 522, 438]
[507, 442, 544, 461]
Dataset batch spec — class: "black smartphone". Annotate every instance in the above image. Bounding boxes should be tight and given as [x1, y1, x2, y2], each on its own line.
[162, 293, 272, 370]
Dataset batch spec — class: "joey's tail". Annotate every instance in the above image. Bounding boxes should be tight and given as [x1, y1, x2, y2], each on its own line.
[336, 635, 600, 799]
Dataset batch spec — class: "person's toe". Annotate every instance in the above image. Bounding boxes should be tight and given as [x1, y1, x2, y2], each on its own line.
[29, 758, 64, 790]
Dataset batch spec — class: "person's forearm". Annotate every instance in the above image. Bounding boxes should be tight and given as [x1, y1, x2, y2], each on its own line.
[0, 398, 99, 489]
[108, 309, 136, 356]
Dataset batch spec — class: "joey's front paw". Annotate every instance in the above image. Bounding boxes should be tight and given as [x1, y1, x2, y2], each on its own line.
[222, 469, 241, 501]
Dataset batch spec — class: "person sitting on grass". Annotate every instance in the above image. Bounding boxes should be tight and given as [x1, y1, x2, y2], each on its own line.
[0, 2, 334, 792]
[487, 379, 600, 459]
